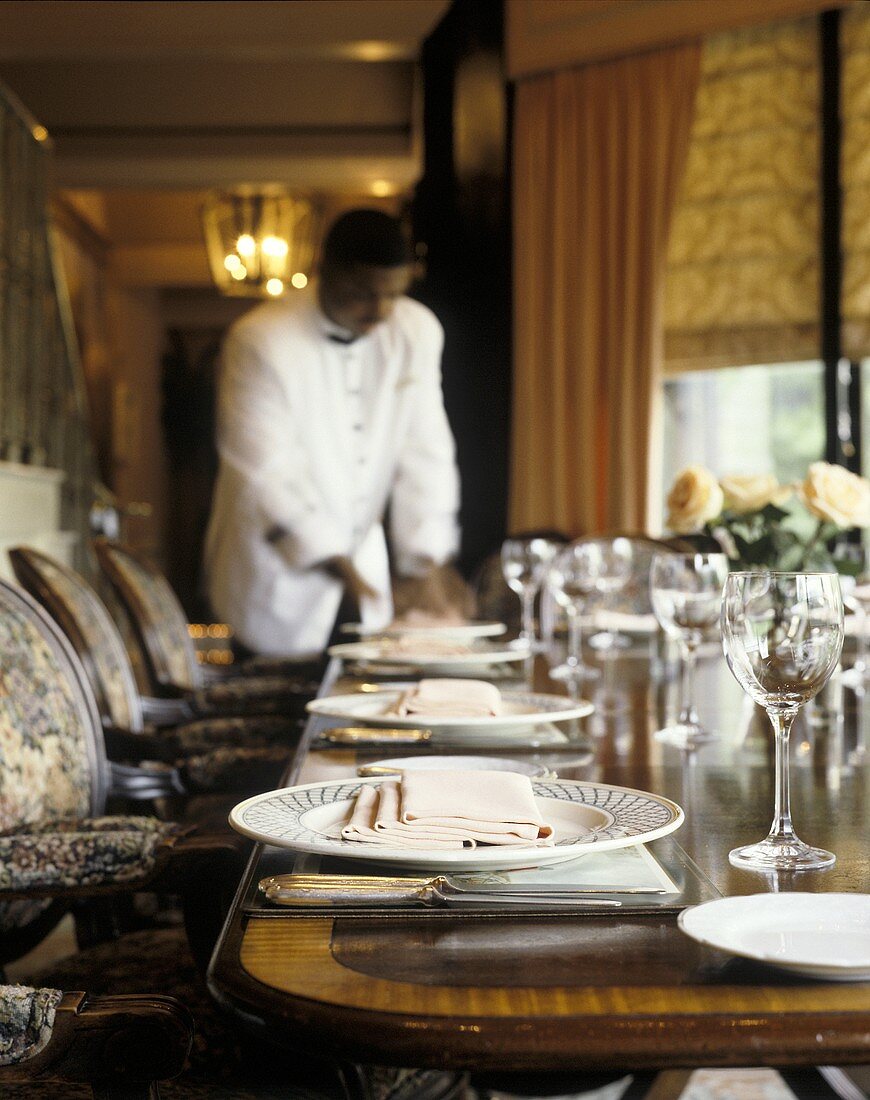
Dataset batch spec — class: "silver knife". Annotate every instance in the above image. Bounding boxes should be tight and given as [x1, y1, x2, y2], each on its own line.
[258, 873, 623, 909]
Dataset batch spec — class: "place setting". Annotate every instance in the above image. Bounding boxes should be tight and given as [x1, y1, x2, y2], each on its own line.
[229, 760, 712, 918]
[306, 676, 595, 748]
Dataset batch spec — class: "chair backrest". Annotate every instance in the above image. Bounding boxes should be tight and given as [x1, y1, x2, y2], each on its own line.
[93, 538, 202, 695]
[0, 578, 108, 834]
[9, 546, 145, 734]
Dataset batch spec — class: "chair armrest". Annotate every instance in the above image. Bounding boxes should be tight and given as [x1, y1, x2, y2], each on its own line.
[0, 990, 193, 1090]
[140, 694, 196, 725]
[109, 760, 186, 801]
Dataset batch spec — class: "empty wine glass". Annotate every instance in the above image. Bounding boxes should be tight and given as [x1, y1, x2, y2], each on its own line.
[650, 552, 729, 748]
[721, 571, 843, 871]
[546, 541, 634, 693]
[501, 537, 560, 651]
[582, 538, 636, 656]
[834, 543, 870, 690]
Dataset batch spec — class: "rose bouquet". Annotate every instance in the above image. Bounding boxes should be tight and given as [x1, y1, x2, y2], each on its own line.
[664, 462, 870, 571]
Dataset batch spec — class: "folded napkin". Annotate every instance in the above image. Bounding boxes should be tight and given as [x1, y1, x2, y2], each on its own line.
[386, 678, 502, 718]
[379, 636, 472, 658]
[341, 770, 554, 850]
[392, 608, 467, 628]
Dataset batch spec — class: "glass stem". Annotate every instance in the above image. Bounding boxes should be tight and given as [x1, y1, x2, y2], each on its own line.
[855, 608, 868, 675]
[567, 606, 583, 669]
[521, 590, 536, 647]
[678, 640, 700, 727]
[767, 709, 798, 843]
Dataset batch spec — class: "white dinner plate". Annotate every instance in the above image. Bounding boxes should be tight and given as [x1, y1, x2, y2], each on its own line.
[343, 620, 507, 640]
[306, 689, 594, 730]
[358, 755, 551, 778]
[328, 641, 527, 670]
[229, 777, 684, 871]
[678, 893, 870, 981]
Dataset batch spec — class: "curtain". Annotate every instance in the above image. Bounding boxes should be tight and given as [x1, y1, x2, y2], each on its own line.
[842, 2, 870, 361]
[664, 18, 821, 374]
[510, 44, 700, 536]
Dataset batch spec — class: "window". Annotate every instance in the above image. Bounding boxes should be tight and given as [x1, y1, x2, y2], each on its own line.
[660, 7, 870, 527]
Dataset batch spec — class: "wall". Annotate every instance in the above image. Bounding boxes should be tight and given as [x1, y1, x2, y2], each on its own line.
[54, 193, 170, 563]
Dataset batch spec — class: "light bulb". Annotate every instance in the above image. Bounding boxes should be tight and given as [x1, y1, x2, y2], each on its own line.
[266, 278, 284, 296]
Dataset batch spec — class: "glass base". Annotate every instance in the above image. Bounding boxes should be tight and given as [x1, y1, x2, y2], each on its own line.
[729, 836, 836, 871]
[588, 631, 631, 652]
[653, 723, 718, 749]
[550, 661, 600, 682]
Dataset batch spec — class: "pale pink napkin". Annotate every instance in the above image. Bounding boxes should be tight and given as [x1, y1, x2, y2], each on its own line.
[341, 771, 554, 849]
[379, 636, 472, 657]
[387, 678, 502, 718]
[392, 608, 467, 627]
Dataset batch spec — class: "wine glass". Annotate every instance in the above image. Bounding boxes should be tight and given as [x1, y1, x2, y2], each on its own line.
[500, 537, 560, 652]
[545, 541, 633, 693]
[721, 571, 843, 871]
[834, 542, 870, 690]
[583, 538, 636, 656]
[650, 552, 730, 748]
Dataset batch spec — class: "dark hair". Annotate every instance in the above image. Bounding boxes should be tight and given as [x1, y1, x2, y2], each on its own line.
[322, 208, 413, 268]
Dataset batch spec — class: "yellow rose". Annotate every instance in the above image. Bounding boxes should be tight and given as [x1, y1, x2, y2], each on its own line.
[799, 462, 870, 528]
[720, 474, 792, 514]
[666, 466, 724, 533]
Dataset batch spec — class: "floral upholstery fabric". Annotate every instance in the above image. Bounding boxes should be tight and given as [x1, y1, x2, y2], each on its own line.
[0, 984, 62, 1065]
[194, 676, 316, 717]
[181, 745, 291, 792]
[17, 552, 141, 731]
[0, 599, 93, 834]
[163, 714, 302, 756]
[0, 817, 180, 892]
[103, 546, 200, 692]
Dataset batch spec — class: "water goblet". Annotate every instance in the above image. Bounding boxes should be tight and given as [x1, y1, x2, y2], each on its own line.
[721, 571, 843, 871]
[500, 536, 560, 652]
[650, 552, 730, 748]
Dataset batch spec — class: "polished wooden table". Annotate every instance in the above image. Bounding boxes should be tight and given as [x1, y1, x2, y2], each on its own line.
[207, 635, 870, 1077]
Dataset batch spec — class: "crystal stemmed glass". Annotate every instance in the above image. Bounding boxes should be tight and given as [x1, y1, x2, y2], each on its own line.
[650, 552, 730, 748]
[546, 541, 632, 691]
[834, 543, 870, 689]
[721, 571, 843, 871]
[501, 537, 560, 652]
[583, 538, 635, 655]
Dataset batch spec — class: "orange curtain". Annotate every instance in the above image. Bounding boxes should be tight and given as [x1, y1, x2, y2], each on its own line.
[510, 43, 701, 536]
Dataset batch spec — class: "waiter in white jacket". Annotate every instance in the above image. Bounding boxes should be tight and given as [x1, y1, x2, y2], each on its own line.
[204, 209, 462, 657]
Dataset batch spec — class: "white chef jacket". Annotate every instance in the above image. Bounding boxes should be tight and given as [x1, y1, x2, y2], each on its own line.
[203, 293, 461, 656]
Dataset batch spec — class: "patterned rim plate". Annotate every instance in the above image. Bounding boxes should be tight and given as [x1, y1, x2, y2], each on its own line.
[306, 690, 594, 729]
[228, 777, 684, 871]
[327, 641, 528, 668]
[358, 755, 552, 778]
[679, 894, 870, 981]
[343, 620, 507, 640]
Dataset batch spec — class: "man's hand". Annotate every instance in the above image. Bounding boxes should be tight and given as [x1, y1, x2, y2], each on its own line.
[392, 563, 476, 621]
[321, 555, 379, 602]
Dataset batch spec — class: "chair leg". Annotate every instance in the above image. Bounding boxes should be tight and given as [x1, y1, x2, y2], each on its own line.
[621, 1070, 693, 1099]
[778, 1067, 869, 1100]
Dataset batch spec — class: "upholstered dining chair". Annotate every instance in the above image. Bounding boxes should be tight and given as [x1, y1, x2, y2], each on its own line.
[0, 576, 247, 975]
[9, 546, 301, 804]
[92, 538, 322, 718]
[0, 982, 192, 1099]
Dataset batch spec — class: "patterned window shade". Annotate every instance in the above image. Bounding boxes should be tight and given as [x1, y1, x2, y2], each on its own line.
[841, 4, 870, 361]
[664, 18, 820, 375]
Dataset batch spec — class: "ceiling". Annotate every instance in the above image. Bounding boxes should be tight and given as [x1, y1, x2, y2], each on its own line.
[0, 0, 450, 288]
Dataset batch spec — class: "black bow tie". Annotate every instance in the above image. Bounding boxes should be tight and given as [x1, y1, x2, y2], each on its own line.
[327, 332, 357, 346]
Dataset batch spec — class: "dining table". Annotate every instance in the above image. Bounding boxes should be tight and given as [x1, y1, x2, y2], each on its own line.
[206, 621, 870, 1093]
